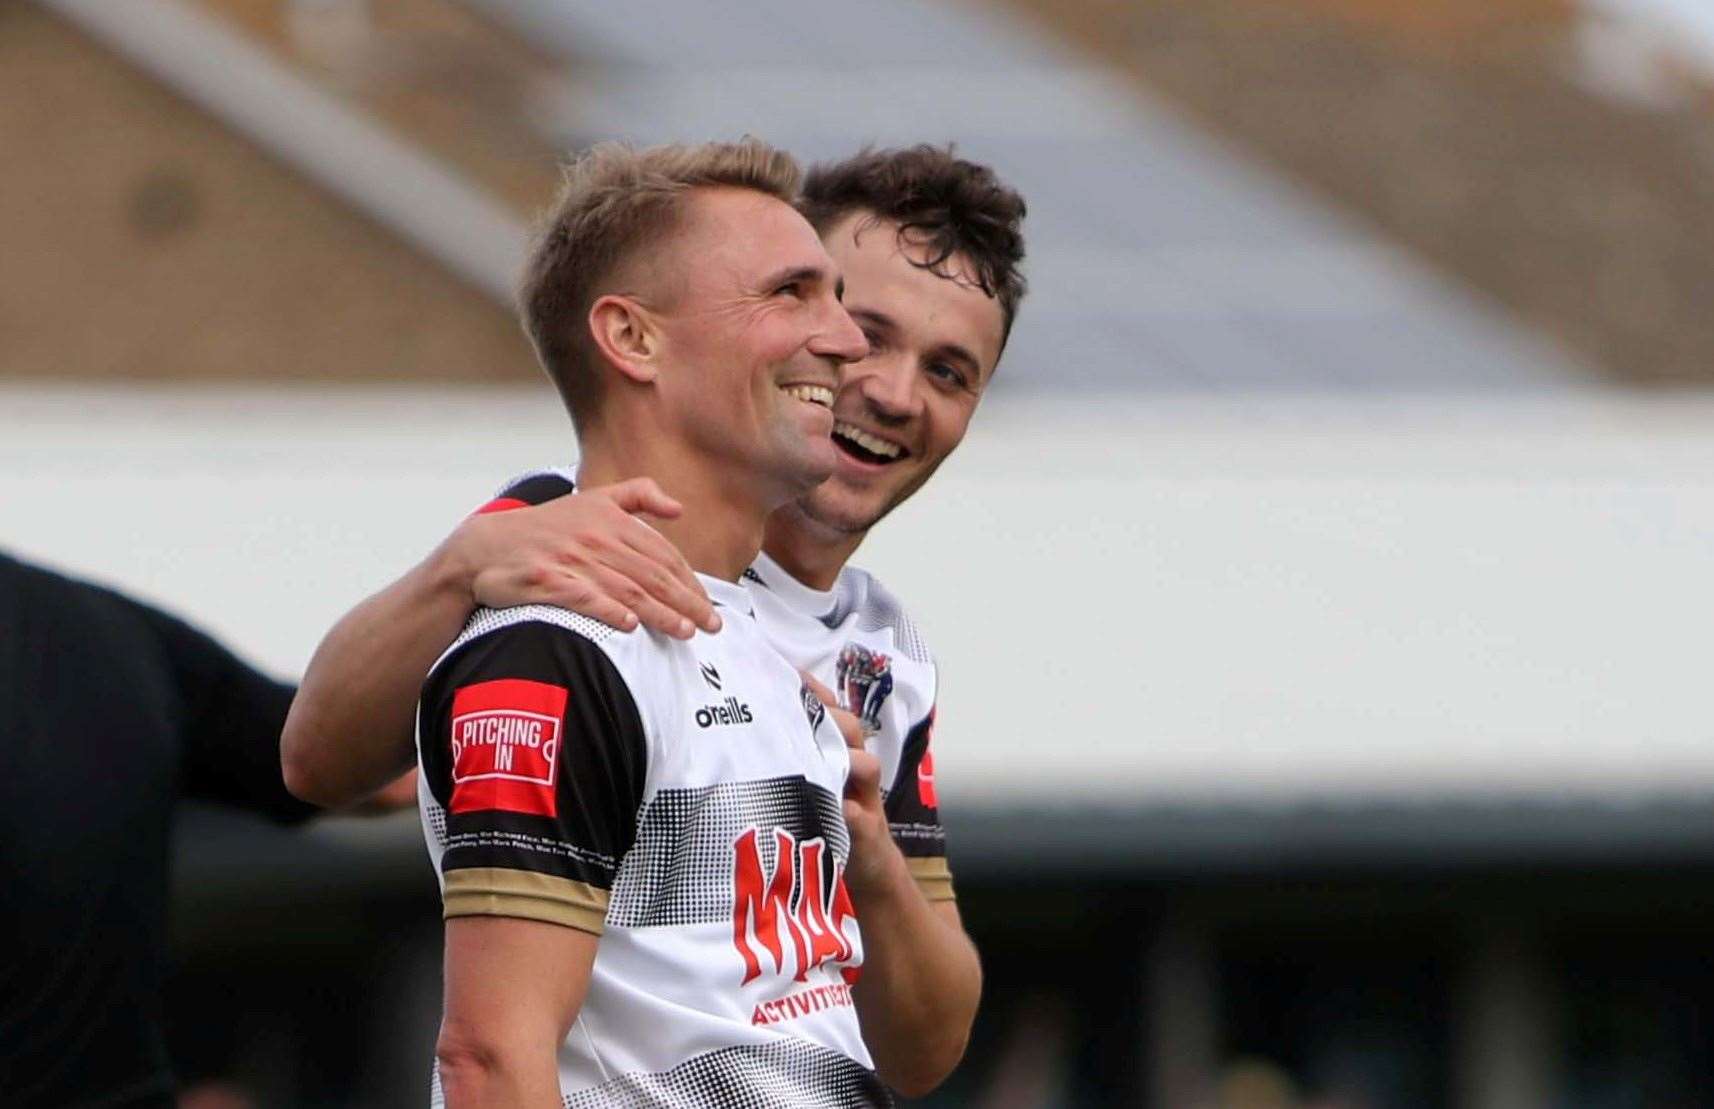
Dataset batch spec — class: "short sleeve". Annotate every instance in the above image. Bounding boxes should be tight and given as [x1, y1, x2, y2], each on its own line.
[419, 619, 647, 934]
[884, 707, 955, 903]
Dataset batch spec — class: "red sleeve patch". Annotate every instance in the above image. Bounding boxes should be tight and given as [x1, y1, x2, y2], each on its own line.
[449, 678, 568, 817]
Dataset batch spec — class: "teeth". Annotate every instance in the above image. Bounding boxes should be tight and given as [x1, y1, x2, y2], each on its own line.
[783, 384, 833, 408]
[834, 420, 903, 459]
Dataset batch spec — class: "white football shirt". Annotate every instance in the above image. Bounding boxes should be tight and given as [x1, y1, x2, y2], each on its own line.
[486, 467, 954, 900]
[417, 575, 888, 1107]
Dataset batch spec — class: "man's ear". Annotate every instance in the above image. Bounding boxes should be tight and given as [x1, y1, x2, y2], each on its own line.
[588, 294, 660, 385]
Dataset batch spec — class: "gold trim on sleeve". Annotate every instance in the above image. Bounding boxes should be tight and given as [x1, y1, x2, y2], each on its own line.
[442, 867, 610, 934]
[905, 855, 957, 903]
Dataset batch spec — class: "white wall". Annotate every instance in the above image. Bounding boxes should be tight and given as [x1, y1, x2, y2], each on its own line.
[6, 384, 1713, 807]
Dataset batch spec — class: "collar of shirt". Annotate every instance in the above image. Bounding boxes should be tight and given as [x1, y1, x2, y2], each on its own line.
[696, 572, 756, 618]
[747, 551, 843, 621]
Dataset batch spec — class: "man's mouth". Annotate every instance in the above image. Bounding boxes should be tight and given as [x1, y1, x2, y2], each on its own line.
[832, 420, 907, 465]
[781, 384, 834, 410]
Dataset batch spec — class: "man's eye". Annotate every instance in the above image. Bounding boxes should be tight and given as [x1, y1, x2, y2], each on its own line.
[928, 362, 967, 388]
[774, 282, 803, 298]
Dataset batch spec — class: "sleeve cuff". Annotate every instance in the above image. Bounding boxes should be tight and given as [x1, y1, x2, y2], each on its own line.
[443, 867, 610, 934]
[905, 855, 957, 903]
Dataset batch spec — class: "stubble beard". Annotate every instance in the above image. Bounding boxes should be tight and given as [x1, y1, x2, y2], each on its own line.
[789, 472, 919, 542]
[785, 486, 883, 544]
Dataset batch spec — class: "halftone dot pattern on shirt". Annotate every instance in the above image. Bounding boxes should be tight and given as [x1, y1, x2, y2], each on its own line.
[425, 796, 447, 840]
[608, 777, 848, 929]
[561, 1040, 893, 1109]
[821, 575, 932, 666]
[456, 604, 620, 651]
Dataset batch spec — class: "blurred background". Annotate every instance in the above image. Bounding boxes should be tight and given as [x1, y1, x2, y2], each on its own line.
[5, 0, 1714, 1105]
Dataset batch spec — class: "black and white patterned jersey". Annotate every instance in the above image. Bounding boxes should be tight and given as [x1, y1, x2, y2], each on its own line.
[739, 553, 949, 900]
[479, 467, 953, 903]
[416, 574, 888, 1108]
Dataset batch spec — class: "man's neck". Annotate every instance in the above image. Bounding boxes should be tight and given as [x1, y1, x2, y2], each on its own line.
[760, 504, 868, 592]
[578, 441, 773, 583]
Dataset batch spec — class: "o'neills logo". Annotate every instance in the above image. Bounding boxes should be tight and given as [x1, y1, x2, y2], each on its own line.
[696, 696, 754, 728]
[731, 826, 859, 987]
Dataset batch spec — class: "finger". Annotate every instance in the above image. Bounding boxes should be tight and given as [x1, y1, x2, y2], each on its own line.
[618, 518, 719, 633]
[540, 575, 640, 633]
[801, 673, 839, 709]
[844, 763, 882, 807]
[847, 749, 881, 788]
[837, 712, 863, 750]
[602, 541, 719, 635]
[583, 563, 696, 639]
[597, 477, 684, 520]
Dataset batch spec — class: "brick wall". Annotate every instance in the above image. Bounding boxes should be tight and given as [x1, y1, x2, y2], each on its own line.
[0, 4, 538, 382]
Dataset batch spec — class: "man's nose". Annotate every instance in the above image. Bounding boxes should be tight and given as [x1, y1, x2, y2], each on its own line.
[859, 355, 917, 422]
[811, 303, 869, 366]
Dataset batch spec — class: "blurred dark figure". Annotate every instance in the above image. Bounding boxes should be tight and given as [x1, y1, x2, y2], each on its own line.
[0, 551, 316, 1108]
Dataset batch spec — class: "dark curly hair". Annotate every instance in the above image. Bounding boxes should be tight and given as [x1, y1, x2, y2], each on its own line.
[798, 145, 1028, 350]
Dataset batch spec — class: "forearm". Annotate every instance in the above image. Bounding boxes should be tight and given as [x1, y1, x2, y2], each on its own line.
[437, 916, 592, 1109]
[850, 847, 982, 1097]
[436, 1036, 562, 1109]
[281, 541, 473, 805]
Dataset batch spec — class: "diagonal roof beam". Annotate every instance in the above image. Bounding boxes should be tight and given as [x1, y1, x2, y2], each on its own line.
[34, 0, 529, 305]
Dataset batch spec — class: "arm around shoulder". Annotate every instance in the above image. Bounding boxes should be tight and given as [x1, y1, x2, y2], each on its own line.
[281, 542, 474, 806]
[281, 481, 715, 806]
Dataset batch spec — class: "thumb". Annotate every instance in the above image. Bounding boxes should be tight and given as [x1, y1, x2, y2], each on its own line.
[600, 477, 683, 520]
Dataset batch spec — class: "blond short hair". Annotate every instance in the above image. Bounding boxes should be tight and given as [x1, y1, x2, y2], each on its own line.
[518, 139, 802, 425]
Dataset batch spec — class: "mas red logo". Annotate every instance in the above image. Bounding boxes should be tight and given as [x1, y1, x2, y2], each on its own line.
[448, 679, 566, 817]
[731, 827, 859, 987]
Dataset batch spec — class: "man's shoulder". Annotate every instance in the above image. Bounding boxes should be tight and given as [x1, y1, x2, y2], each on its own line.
[481, 466, 577, 511]
[427, 603, 636, 685]
[455, 602, 623, 649]
[829, 564, 934, 669]
[2, 551, 149, 626]
[427, 601, 704, 700]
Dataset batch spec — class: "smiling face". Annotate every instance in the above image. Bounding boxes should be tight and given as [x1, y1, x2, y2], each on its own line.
[780, 211, 1006, 538]
[650, 188, 869, 500]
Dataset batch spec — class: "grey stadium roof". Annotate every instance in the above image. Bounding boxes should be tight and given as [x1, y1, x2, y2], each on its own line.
[52, 0, 1595, 392]
[467, 0, 1592, 392]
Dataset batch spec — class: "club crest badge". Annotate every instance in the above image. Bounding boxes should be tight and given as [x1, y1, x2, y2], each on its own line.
[835, 642, 894, 733]
[800, 682, 827, 733]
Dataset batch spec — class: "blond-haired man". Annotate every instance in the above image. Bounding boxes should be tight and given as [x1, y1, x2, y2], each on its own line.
[414, 139, 882, 1107]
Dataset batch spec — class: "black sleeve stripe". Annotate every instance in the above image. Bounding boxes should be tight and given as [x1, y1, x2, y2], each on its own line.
[883, 711, 947, 860]
[421, 620, 648, 900]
